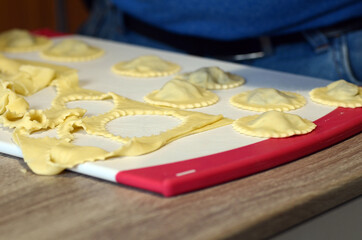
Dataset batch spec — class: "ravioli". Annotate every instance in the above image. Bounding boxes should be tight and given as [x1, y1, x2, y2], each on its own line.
[1, 58, 231, 175]
[232, 111, 316, 138]
[309, 80, 362, 108]
[111, 55, 180, 77]
[41, 39, 104, 62]
[230, 88, 306, 112]
[0, 29, 52, 53]
[175, 66, 245, 89]
[144, 79, 219, 109]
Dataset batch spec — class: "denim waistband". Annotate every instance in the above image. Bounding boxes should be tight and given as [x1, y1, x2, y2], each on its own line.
[123, 14, 362, 60]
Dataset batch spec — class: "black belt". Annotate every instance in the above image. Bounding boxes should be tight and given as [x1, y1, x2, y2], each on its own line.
[124, 14, 362, 61]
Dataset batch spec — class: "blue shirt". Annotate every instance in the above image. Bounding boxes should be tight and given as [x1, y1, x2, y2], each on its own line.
[111, 0, 362, 40]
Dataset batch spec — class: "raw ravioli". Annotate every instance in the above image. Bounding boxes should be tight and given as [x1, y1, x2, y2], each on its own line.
[41, 39, 104, 62]
[144, 79, 219, 109]
[230, 88, 306, 112]
[232, 111, 316, 138]
[112, 55, 180, 77]
[175, 66, 245, 89]
[309, 80, 362, 108]
[0, 29, 51, 53]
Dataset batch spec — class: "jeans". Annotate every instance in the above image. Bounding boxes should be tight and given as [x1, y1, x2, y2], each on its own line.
[79, 1, 362, 84]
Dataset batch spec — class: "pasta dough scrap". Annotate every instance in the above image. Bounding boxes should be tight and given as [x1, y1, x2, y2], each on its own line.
[2, 65, 56, 96]
[41, 39, 104, 62]
[13, 94, 230, 175]
[144, 79, 219, 109]
[0, 81, 29, 118]
[230, 88, 306, 112]
[0, 29, 52, 53]
[0, 55, 75, 76]
[232, 111, 316, 138]
[309, 80, 362, 108]
[111, 55, 181, 77]
[0, 55, 75, 96]
[175, 66, 245, 89]
[1, 62, 231, 175]
[0, 56, 76, 130]
[12, 128, 110, 175]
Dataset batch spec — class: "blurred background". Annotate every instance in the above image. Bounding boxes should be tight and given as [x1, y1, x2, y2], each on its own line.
[0, 0, 88, 33]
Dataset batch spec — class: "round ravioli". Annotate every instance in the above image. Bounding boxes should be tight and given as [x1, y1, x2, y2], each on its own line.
[175, 66, 245, 89]
[232, 111, 316, 138]
[111, 55, 180, 77]
[230, 88, 306, 112]
[144, 79, 219, 109]
[0, 29, 51, 53]
[309, 80, 362, 108]
[41, 39, 104, 62]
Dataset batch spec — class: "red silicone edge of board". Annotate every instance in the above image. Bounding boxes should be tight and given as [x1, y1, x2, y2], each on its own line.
[116, 107, 362, 197]
[32, 29, 71, 37]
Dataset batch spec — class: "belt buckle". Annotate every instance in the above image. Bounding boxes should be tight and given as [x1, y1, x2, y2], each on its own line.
[216, 36, 273, 62]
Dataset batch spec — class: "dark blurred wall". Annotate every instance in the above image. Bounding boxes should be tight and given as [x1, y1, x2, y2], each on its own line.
[0, 0, 89, 33]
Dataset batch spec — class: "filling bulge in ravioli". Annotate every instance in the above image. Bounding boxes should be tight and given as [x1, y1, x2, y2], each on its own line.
[111, 55, 180, 77]
[175, 66, 245, 89]
[0, 29, 52, 52]
[0, 57, 77, 131]
[309, 80, 362, 108]
[230, 88, 306, 112]
[232, 111, 316, 138]
[41, 39, 104, 62]
[2, 65, 56, 96]
[144, 79, 219, 109]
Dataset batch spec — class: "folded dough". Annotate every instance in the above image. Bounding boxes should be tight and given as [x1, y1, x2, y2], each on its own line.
[1, 57, 231, 175]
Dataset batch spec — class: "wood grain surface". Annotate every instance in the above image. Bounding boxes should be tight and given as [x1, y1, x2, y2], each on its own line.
[1, 133, 361, 240]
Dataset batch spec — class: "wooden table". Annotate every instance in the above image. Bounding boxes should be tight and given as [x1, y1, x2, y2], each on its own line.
[1, 132, 361, 240]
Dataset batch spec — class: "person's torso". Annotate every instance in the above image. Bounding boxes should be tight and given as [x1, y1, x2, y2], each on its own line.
[111, 0, 362, 40]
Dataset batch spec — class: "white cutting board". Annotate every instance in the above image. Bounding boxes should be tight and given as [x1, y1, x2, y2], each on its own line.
[0, 35, 339, 188]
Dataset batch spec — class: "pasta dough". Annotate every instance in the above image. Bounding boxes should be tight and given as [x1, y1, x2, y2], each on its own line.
[144, 79, 219, 109]
[41, 39, 104, 62]
[1, 57, 231, 175]
[0, 55, 76, 131]
[175, 66, 245, 89]
[0, 29, 52, 53]
[111, 55, 180, 77]
[232, 111, 316, 138]
[309, 80, 362, 108]
[0, 55, 74, 96]
[230, 88, 306, 112]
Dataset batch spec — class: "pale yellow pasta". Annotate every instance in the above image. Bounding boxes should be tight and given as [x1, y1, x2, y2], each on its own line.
[144, 79, 219, 109]
[0, 29, 52, 53]
[41, 39, 104, 62]
[309, 80, 362, 108]
[230, 88, 306, 112]
[232, 111, 316, 138]
[112, 55, 180, 77]
[175, 66, 245, 89]
[1, 57, 230, 175]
